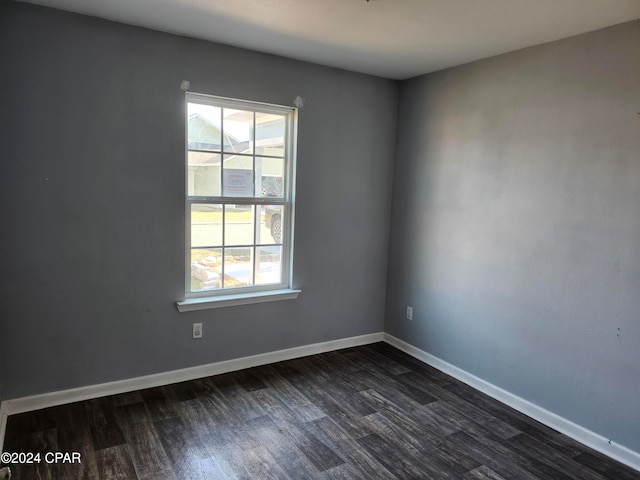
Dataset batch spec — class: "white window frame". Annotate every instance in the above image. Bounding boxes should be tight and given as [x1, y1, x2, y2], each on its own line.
[177, 93, 300, 312]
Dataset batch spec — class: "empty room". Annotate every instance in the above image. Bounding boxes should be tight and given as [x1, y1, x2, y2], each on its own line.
[1, 0, 639, 478]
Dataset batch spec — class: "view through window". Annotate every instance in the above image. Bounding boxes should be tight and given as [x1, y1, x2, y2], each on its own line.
[185, 93, 296, 296]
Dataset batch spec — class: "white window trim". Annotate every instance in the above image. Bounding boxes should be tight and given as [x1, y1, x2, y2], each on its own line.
[177, 93, 300, 311]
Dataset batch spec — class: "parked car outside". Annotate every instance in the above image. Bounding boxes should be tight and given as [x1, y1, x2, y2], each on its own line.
[264, 206, 283, 243]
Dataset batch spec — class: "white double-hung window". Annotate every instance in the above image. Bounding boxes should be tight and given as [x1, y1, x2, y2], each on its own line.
[178, 93, 299, 311]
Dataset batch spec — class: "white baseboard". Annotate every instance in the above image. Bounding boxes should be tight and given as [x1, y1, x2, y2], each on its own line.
[383, 333, 640, 473]
[0, 403, 7, 455]
[0, 332, 383, 418]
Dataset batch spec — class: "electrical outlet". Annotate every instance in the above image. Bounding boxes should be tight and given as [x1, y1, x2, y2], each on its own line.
[406, 306, 413, 320]
[193, 323, 203, 339]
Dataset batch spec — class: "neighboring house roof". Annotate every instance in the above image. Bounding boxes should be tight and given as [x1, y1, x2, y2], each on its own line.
[188, 113, 246, 155]
[188, 113, 284, 166]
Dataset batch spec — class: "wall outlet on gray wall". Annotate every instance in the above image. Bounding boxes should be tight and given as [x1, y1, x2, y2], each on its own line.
[193, 323, 203, 339]
[406, 306, 413, 320]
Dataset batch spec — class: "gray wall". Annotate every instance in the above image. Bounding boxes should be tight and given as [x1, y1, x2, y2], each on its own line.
[0, 1, 397, 399]
[386, 20, 640, 452]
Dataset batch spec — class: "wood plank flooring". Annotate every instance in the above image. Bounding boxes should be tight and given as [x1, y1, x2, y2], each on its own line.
[2, 343, 638, 479]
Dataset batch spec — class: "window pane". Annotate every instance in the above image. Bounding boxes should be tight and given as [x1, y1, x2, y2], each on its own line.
[255, 246, 282, 285]
[222, 154, 254, 197]
[223, 109, 253, 154]
[224, 205, 254, 246]
[187, 151, 221, 196]
[255, 113, 285, 157]
[191, 204, 222, 248]
[256, 157, 284, 198]
[223, 247, 253, 287]
[257, 204, 284, 245]
[191, 248, 222, 291]
[188, 103, 221, 151]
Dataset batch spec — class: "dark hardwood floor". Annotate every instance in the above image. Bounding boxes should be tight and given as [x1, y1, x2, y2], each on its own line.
[2, 343, 638, 479]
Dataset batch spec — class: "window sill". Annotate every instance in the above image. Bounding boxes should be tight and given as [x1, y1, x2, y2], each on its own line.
[176, 289, 302, 312]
